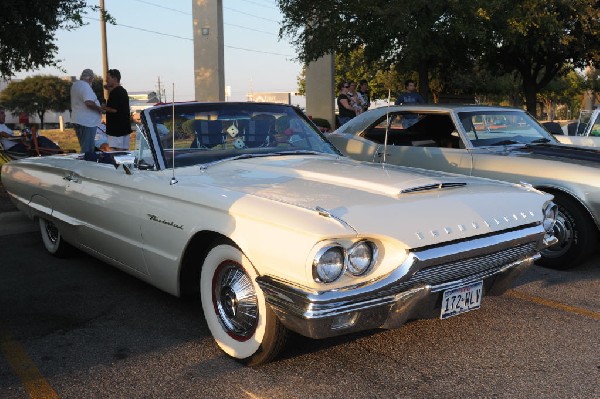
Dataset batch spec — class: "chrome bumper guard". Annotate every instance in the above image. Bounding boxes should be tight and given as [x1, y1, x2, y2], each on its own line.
[257, 225, 546, 339]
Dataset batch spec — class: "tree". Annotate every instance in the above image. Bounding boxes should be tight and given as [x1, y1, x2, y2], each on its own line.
[0, 75, 71, 128]
[477, 0, 599, 116]
[278, 0, 599, 114]
[279, 1, 486, 102]
[295, 47, 402, 101]
[0, 1, 100, 77]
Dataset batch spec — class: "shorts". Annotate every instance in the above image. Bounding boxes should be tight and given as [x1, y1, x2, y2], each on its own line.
[107, 134, 131, 150]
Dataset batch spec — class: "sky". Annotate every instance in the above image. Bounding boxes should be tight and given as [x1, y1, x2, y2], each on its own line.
[13, 0, 302, 103]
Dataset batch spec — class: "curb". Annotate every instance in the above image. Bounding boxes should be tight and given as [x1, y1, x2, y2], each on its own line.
[0, 211, 37, 236]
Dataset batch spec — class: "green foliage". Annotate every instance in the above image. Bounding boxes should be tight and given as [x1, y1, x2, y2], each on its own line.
[479, 0, 599, 115]
[0, 1, 106, 77]
[91, 77, 106, 104]
[279, 0, 599, 114]
[163, 118, 192, 140]
[181, 119, 196, 140]
[335, 47, 403, 101]
[0, 75, 71, 128]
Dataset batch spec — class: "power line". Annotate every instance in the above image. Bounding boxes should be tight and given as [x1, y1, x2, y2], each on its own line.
[223, 6, 279, 23]
[227, 23, 276, 36]
[239, 0, 277, 10]
[130, 0, 188, 15]
[82, 16, 292, 57]
[244, 0, 278, 6]
[126, 0, 278, 35]
[225, 44, 292, 58]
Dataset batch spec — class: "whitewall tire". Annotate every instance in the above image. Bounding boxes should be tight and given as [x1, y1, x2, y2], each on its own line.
[200, 241, 288, 365]
[38, 217, 70, 257]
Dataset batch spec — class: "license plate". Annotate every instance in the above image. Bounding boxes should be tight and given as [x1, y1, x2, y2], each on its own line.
[440, 281, 483, 319]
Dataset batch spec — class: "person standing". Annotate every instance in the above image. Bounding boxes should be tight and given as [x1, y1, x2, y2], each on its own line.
[102, 69, 131, 151]
[337, 82, 357, 126]
[395, 79, 425, 105]
[395, 79, 425, 128]
[70, 69, 103, 153]
[357, 79, 371, 112]
[347, 81, 363, 115]
[0, 106, 16, 150]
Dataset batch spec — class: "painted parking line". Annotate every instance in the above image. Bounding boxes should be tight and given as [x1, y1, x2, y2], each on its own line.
[0, 330, 58, 399]
[506, 290, 600, 321]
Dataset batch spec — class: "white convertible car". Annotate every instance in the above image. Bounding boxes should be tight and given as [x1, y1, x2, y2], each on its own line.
[1, 102, 557, 365]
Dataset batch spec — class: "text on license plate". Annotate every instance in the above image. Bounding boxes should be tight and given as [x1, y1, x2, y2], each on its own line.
[440, 281, 483, 319]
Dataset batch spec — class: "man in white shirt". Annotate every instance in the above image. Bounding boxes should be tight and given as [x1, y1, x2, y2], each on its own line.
[70, 68, 103, 153]
[0, 106, 16, 150]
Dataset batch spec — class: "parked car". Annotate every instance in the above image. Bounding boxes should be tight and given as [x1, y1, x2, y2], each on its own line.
[327, 104, 599, 270]
[2, 102, 556, 365]
[554, 108, 600, 147]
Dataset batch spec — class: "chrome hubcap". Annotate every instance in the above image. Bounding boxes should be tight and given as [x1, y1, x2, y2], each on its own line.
[541, 211, 572, 258]
[213, 263, 258, 340]
[44, 220, 59, 244]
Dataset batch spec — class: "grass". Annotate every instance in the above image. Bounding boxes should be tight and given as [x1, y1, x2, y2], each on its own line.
[39, 129, 80, 152]
[39, 128, 137, 152]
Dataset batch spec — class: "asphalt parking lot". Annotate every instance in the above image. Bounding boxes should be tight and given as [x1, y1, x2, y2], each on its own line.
[0, 213, 598, 399]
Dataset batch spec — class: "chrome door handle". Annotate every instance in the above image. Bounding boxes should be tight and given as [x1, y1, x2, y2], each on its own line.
[63, 173, 80, 183]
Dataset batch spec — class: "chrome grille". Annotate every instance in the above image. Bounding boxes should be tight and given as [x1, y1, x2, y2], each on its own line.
[408, 242, 538, 288]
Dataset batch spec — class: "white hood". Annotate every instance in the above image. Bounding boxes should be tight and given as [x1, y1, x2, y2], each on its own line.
[176, 155, 549, 248]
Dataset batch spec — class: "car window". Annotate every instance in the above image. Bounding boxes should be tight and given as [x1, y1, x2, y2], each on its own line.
[590, 118, 600, 137]
[363, 113, 460, 148]
[134, 124, 156, 170]
[147, 103, 340, 168]
[457, 110, 555, 147]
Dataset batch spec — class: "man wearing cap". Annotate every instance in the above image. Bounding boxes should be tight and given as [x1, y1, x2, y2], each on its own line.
[70, 68, 102, 153]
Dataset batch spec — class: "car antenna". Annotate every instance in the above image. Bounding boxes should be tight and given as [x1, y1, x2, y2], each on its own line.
[382, 89, 391, 165]
[170, 83, 178, 185]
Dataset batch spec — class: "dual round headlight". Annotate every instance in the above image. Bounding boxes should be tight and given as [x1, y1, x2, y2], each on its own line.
[313, 241, 377, 283]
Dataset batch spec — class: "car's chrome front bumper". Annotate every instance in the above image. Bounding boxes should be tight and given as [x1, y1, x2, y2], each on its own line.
[257, 225, 547, 339]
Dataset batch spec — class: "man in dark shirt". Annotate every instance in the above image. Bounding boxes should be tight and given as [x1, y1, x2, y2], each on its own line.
[395, 79, 425, 105]
[102, 69, 131, 151]
[395, 79, 425, 128]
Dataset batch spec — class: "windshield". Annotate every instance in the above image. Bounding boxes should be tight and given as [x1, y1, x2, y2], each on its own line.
[145, 103, 340, 168]
[457, 110, 557, 147]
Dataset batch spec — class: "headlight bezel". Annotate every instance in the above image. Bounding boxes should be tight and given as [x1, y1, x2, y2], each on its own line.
[347, 240, 378, 276]
[312, 240, 379, 284]
[312, 244, 345, 283]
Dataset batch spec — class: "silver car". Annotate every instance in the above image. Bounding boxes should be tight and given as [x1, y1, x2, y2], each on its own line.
[328, 104, 600, 269]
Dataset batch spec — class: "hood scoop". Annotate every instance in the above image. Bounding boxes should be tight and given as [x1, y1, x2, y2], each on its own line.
[401, 182, 467, 194]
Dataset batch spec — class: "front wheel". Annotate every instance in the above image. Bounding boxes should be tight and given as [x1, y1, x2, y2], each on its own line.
[538, 193, 597, 269]
[200, 241, 288, 365]
[38, 217, 71, 257]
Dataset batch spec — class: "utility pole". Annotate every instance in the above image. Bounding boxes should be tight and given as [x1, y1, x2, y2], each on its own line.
[156, 77, 165, 103]
[99, 0, 109, 102]
[192, 0, 224, 101]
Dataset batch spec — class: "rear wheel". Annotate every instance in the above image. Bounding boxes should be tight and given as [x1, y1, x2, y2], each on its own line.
[200, 241, 288, 365]
[539, 193, 597, 269]
[38, 217, 71, 257]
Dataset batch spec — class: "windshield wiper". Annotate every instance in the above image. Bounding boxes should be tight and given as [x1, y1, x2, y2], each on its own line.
[529, 138, 551, 144]
[272, 150, 323, 156]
